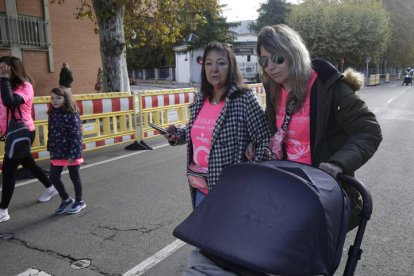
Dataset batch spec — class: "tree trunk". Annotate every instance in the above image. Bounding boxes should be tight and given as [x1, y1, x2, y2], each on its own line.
[92, 0, 130, 93]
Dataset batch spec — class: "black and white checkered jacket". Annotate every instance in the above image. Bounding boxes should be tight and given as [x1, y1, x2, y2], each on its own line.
[173, 83, 271, 205]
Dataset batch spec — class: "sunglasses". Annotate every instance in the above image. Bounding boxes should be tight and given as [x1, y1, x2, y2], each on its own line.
[258, 54, 285, 68]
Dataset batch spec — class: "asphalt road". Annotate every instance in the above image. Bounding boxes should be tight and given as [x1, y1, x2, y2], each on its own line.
[0, 80, 413, 275]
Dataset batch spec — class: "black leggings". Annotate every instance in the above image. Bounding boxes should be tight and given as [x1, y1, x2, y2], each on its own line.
[0, 131, 53, 209]
[49, 164, 83, 202]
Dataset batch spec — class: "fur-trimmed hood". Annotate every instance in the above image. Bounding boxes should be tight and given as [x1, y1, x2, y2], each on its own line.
[312, 58, 364, 91]
[342, 68, 364, 91]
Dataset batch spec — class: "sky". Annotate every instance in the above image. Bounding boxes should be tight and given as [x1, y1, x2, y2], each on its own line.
[219, 0, 301, 22]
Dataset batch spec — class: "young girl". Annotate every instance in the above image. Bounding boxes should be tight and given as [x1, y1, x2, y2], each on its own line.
[47, 87, 85, 214]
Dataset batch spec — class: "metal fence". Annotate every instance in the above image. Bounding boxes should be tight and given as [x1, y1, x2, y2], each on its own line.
[130, 67, 175, 81]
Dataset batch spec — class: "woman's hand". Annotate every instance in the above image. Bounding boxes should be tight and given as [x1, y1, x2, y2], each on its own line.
[164, 125, 179, 142]
[245, 142, 255, 160]
[269, 131, 285, 160]
[0, 64, 11, 79]
[319, 162, 343, 178]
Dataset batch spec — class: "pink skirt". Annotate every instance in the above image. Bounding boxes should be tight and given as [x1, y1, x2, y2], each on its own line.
[51, 158, 84, 166]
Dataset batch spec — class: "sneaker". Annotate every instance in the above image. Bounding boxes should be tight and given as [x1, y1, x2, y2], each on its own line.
[38, 186, 59, 203]
[55, 198, 74, 215]
[0, 208, 10, 223]
[66, 200, 86, 214]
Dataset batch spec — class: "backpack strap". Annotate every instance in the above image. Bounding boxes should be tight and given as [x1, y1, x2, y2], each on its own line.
[0, 104, 24, 141]
[11, 104, 23, 121]
[0, 107, 9, 141]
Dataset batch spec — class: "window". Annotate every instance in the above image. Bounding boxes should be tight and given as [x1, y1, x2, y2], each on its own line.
[0, 13, 49, 48]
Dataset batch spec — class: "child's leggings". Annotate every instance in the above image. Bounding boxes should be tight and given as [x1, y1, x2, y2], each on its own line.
[49, 164, 83, 202]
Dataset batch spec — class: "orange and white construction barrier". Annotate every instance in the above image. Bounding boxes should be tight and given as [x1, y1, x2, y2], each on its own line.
[0, 92, 136, 170]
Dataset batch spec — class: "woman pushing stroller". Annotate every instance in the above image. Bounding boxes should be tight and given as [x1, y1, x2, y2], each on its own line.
[257, 24, 382, 231]
[175, 25, 382, 275]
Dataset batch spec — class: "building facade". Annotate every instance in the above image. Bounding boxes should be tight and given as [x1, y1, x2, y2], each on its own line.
[230, 20, 259, 82]
[0, 0, 101, 96]
[173, 21, 259, 85]
[173, 33, 203, 84]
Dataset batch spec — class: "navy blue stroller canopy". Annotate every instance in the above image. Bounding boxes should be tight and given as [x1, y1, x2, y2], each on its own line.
[174, 160, 351, 275]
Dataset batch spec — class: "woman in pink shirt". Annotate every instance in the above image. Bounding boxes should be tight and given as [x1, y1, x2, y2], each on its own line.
[257, 25, 382, 231]
[0, 56, 58, 223]
[164, 42, 271, 276]
[165, 42, 270, 208]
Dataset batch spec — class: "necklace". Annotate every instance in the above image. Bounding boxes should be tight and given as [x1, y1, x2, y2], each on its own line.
[209, 96, 221, 105]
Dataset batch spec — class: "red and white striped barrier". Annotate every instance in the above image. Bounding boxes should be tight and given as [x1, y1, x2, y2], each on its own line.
[132, 88, 196, 149]
[141, 92, 195, 109]
[32, 96, 134, 121]
[0, 93, 136, 170]
[246, 83, 265, 94]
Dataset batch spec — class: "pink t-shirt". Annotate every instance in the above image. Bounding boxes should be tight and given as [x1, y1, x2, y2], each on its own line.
[190, 98, 224, 194]
[276, 70, 317, 165]
[0, 82, 35, 134]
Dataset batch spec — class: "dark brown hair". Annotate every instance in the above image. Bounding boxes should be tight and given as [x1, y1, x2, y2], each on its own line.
[199, 42, 244, 101]
[47, 87, 79, 114]
[0, 55, 34, 90]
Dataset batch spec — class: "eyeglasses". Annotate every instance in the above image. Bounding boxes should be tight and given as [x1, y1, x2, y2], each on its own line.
[258, 54, 285, 68]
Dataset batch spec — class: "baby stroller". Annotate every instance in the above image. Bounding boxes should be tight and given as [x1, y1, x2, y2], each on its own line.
[174, 160, 372, 276]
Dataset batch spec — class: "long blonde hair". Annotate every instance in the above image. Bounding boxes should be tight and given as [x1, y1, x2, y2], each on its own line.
[257, 25, 312, 112]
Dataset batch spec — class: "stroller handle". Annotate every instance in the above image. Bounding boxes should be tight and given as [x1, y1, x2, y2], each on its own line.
[337, 173, 373, 220]
[337, 173, 373, 276]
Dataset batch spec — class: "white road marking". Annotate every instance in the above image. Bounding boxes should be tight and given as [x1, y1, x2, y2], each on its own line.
[372, 89, 409, 114]
[13, 142, 186, 276]
[0, 143, 169, 192]
[17, 268, 52, 276]
[386, 90, 408, 106]
[122, 239, 186, 276]
[381, 115, 414, 122]
[385, 98, 394, 105]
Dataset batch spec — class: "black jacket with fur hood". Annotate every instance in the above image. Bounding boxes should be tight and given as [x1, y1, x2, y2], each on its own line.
[265, 58, 382, 175]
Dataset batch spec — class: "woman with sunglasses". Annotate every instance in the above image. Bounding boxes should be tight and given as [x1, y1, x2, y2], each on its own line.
[257, 25, 382, 231]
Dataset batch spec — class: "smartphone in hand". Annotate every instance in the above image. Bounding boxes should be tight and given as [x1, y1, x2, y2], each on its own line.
[149, 122, 177, 136]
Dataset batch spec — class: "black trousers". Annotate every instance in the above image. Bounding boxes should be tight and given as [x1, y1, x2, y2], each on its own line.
[49, 164, 83, 202]
[0, 131, 53, 209]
